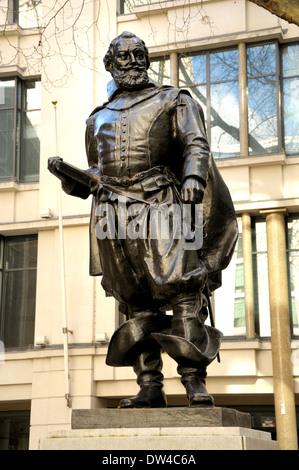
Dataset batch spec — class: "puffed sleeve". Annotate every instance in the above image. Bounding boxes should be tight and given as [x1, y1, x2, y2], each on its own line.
[175, 91, 211, 186]
[85, 116, 98, 167]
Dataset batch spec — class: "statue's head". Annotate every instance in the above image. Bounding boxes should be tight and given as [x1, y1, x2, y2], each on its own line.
[103, 31, 150, 90]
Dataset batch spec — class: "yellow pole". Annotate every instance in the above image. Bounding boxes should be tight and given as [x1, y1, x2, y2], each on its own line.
[261, 209, 298, 450]
[241, 213, 255, 339]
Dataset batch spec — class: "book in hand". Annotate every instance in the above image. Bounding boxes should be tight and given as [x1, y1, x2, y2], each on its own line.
[48, 157, 100, 199]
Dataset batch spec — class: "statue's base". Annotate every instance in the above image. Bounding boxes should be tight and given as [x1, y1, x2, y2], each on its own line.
[39, 407, 279, 450]
[72, 406, 251, 429]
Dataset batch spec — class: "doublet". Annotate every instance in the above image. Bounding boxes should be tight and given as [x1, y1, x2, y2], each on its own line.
[85, 83, 210, 186]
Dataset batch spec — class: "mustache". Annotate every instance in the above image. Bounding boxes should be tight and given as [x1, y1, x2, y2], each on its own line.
[118, 65, 146, 71]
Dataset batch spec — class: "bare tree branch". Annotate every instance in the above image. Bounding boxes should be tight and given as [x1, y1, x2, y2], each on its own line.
[248, 0, 299, 26]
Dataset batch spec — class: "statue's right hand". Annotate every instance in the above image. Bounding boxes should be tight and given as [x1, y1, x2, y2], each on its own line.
[48, 156, 63, 174]
[48, 157, 71, 185]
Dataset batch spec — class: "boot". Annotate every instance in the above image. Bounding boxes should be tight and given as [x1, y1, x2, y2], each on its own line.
[152, 294, 222, 407]
[119, 348, 167, 408]
[179, 367, 214, 407]
[171, 297, 215, 407]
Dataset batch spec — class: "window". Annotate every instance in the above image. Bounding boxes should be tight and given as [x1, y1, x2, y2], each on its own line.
[119, 0, 154, 14]
[214, 216, 299, 338]
[214, 218, 271, 337]
[252, 219, 271, 337]
[7, 0, 42, 28]
[148, 57, 170, 86]
[247, 43, 279, 155]
[0, 78, 41, 183]
[0, 235, 37, 349]
[0, 411, 30, 450]
[179, 48, 240, 159]
[178, 42, 299, 159]
[287, 216, 299, 336]
[214, 218, 246, 337]
[233, 231, 245, 332]
[282, 44, 299, 155]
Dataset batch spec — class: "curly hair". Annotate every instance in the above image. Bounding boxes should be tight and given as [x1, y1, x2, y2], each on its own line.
[103, 31, 150, 72]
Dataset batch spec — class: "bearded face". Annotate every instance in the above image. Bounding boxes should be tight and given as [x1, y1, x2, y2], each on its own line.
[112, 67, 149, 90]
[110, 38, 150, 91]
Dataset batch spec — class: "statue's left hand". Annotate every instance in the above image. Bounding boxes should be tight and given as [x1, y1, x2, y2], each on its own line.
[181, 177, 205, 204]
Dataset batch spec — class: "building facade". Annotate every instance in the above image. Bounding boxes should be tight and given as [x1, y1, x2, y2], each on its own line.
[0, 0, 298, 450]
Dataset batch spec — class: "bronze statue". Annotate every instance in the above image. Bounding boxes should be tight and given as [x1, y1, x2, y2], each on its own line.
[49, 31, 238, 408]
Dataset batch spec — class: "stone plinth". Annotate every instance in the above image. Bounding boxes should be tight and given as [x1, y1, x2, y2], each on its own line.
[72, 407, 251, 430]
[39, 407, 279, 450]
[40, 426, 278, 450]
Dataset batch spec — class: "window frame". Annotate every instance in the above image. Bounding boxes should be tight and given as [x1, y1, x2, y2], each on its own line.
[7, 0, 42, 29]
[0, 76, 41, 183]
[281, 42, 299, 156]
[246, 41, 282, 157]
[119, 0, 159, 14]
[177, 40, 299, 160]
[0, 235, 38, 350]
[286, 215, 299, 335]
[179, 46, 241, 159]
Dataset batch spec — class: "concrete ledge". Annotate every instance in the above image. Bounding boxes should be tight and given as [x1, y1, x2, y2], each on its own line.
[39, 408, 278, 450]
[72, 407, 252, 429]
[39, 426, 279, 450]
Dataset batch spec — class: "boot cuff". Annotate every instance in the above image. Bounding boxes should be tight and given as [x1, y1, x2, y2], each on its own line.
[152, 325, 223, 369]
[106, 312, 172, 367]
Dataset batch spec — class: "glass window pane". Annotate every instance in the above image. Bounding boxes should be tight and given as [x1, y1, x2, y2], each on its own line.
[182, 86, 207, 127]
[283, 78, 299, 155]
[282, 44, 299, 77]
[0, 80, 15, 109]
[0, 109, 14, 180]
[287, 218, 299, 250]
[252, 221, 271, 337]
[2, 236, 37, 349]
[210, 49, 238, 82]
[20, 110, 40, 182]
[255, 220, 268, 252]
[3, 269, 36, 348]
[234, 297, 245, 329]
[5, 237, 37, 270]
[288, 252, 299, 335]
[121, 0, 151, 14]
[17, 0, 42, 28]
[0, 411, 30, 450]
[287, 218, 299, 335]
[210, 81, 240, 158]
[24, 80, 41, 111]
[247, 43, 276, 77]
[248, 77, 278, 155]
[148, 58, 170, 86]
[7, 0, 17, 24]
[214, 218, 245, 336]
[179, 54, 206, 86]
[255, 252, 271, 336]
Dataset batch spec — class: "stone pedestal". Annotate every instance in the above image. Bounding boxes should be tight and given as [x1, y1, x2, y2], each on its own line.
[39, 407, 279, 450]
[72, 407, 251, 430]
